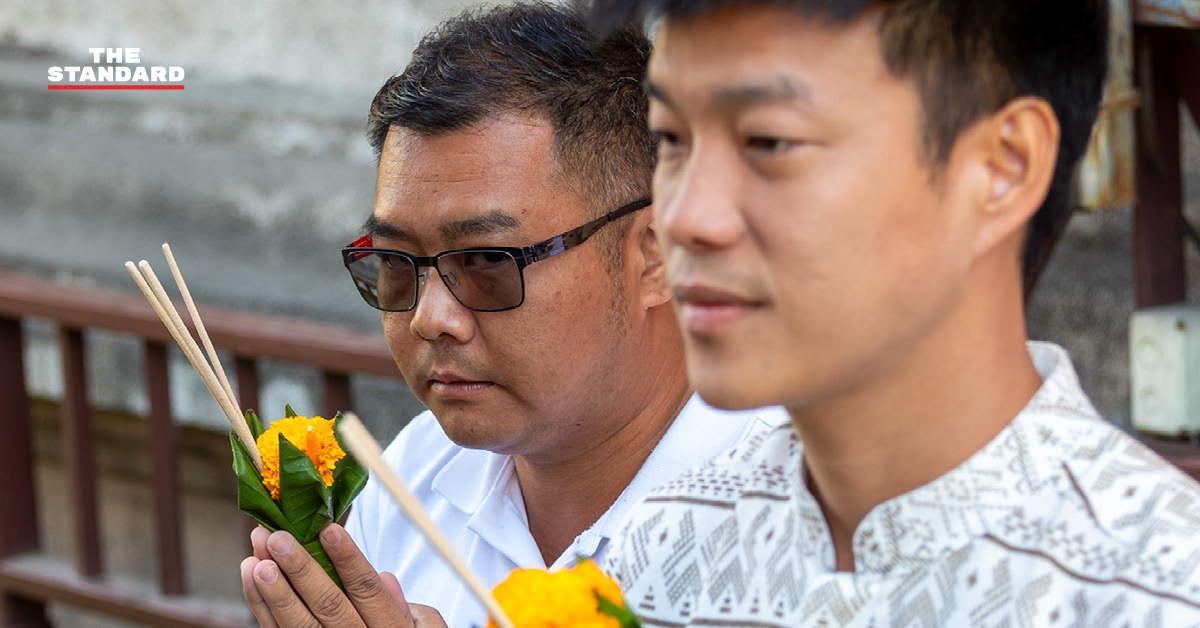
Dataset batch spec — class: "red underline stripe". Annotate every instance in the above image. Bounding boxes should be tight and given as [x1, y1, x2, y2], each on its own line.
[47, 85, 185, 90]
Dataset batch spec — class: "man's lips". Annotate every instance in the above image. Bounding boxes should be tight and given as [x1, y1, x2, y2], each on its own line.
[426, 371, 497, 399]
[673, 284, 764, 333]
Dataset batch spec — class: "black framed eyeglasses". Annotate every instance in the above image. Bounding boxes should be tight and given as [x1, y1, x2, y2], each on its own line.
[341, 198, 651, 313]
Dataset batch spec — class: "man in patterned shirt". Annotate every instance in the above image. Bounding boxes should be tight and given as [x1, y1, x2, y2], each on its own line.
[589, 0, 1200, 625]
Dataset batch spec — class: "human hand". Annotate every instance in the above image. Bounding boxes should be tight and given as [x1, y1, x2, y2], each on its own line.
[240, 524, 448, 628]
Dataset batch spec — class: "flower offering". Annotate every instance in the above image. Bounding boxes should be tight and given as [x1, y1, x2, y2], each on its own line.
[129, 245, 515, 624]
[487, 561, 641, 628]
[231, 406, 367, 589]
[255, 413, 346, 500]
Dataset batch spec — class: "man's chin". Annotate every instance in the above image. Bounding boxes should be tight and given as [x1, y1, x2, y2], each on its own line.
[686, 355, 775, 411]
[694, 382, 770, 412]
[436, 419, 516, 453]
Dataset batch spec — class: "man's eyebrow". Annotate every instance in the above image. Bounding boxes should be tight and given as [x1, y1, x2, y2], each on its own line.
[439, 211, 521, 241]
[643, 78, 674, 107]
[713, 76, 812, 108]
[644, 75, 812, 110]
[362, 215, 413, 242]
[362, 211, 522, 245]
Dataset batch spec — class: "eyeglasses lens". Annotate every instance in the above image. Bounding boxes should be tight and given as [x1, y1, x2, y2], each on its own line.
[437, 250, 523, 312]
[345, 252, 417, 311]
[345, 250, 523, 312]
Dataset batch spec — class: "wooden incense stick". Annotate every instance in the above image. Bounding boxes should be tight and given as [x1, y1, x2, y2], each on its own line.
[162, 243, 240, 414]
[337, 413, 517, 628]
[136, 261, 247, 435]
[125, 259, 263, 470]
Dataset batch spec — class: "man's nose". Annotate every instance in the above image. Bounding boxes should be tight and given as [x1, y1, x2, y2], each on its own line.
[657, 145, 748, 252]
[409, 268, 475, 342]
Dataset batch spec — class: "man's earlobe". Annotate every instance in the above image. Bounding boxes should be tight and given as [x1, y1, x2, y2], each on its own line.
[974, 97, 1059, 256]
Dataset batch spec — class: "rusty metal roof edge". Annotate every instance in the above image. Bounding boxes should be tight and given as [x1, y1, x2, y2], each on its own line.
[1135, 0, 1200, 28]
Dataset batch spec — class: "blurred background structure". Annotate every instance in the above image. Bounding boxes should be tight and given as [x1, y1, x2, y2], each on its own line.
[0, 2, 478, 626]
[0, 1, 1198, 627]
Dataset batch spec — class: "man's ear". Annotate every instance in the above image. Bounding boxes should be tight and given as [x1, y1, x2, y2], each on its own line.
[628, 207, 672, 310]
[971, 96, 1060, 257]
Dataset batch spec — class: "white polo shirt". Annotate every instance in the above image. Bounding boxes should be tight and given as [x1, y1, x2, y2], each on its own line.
[345, 394, 786, 628]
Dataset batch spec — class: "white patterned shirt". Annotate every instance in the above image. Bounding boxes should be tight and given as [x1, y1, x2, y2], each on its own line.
[346, 395, 787, 628]
[608, 343, 1200, 627]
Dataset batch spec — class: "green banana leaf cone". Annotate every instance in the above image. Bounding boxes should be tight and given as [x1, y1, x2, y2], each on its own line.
[230, 406, 369, 590]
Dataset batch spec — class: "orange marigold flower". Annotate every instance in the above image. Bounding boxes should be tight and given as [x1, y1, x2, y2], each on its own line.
[487, 561, 628, 628]
[256, 416, 345, 500]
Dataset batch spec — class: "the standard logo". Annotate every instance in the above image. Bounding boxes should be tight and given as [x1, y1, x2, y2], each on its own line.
[48, 48, 185, 90]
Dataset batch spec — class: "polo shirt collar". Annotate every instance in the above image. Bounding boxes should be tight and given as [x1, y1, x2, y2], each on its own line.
[428, 394, 771, 570]
[564, 395, 775, 568]
[432, 446, 544, 567]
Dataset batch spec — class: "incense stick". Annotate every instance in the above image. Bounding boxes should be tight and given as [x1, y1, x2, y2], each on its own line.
[127, 247, 508, 626]
[162, 243, 240, 414]
[337, 413, 517, 628]
[125, 259, 263, 470]
[137, 261, 243, 424]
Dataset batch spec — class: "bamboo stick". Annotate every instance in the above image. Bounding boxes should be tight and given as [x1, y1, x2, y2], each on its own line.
[125, 260, 263, 470]
[162, 243, 240, 414]
[337, 413, 516, 628]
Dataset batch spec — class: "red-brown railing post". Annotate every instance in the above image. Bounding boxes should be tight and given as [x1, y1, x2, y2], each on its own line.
[0, 315, 49, 627]
[1133, 26, 1186, 307]
[323, 371, 352, 418]
[60, 326, 102, 577]
[235, 356, 261, 543]
[235, 356, 260, 417]
[0, 270, 398, 627]
[145, 341, 185, 595]
[0, 597, 51, 628]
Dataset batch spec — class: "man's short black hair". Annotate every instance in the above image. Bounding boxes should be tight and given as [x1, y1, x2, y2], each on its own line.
[592, 0, 1109, 292]
[368, 1, 654, 215]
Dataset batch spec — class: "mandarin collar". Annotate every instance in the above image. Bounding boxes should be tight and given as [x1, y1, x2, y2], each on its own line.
[789, 342, 1101, 575]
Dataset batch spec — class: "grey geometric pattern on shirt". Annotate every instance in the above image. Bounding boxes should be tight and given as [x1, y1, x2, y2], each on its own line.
[610, 344, 1200, 627]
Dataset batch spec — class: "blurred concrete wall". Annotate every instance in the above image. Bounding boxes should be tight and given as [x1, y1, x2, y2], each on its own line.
[1, 0, 480, 94]
[1, 3, 489, 625]
[0, 1, 515, 434]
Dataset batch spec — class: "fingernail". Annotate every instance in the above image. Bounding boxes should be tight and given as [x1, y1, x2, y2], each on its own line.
[257, 562, 279, 585]
[320, 525, 342, 548]
[267, 533, 293, 556]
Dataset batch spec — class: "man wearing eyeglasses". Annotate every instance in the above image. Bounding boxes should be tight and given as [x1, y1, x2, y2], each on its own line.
[239, 3, 782, 627]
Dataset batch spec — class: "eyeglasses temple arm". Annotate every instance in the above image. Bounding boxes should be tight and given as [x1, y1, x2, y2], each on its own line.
[524, 198, 651, 263]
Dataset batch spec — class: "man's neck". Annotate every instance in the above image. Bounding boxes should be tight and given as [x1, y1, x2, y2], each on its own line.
[511, 300, 693, 565]
[514, 379, 691, 565]
[790, 280, 1042, 572]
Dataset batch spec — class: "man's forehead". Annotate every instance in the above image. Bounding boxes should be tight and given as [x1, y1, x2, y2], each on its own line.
[370, 113, 581, 245]
[380, 113, 555, 160]
[647, 5, 885, 108]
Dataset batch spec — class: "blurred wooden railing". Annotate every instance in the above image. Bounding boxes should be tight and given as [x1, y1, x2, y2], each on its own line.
[0, 269, 399, 628]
